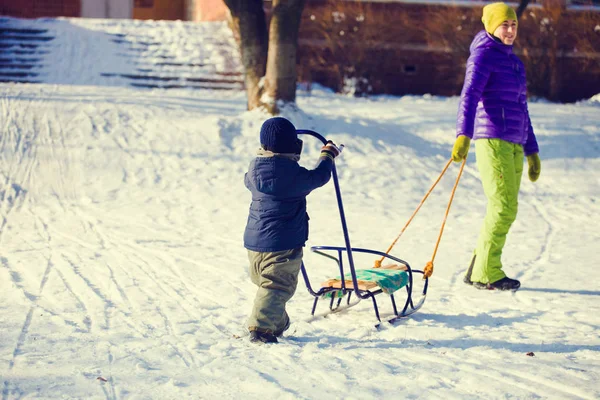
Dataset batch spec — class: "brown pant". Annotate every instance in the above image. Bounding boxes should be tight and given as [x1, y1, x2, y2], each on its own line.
[247, 248, 303, 334]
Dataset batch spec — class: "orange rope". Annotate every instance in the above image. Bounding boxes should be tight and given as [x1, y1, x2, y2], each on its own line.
[374, 158, 453, 268]
[423, 158, 466, 278]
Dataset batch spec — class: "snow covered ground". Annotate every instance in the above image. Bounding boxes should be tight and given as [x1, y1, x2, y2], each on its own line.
[1, 17, 599, 400]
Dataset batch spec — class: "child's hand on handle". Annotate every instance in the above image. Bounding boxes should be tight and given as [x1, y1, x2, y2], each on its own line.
[320, 141, 343, 161]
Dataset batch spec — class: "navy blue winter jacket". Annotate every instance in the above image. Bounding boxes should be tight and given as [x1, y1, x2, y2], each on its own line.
[243, 156, 333, 252]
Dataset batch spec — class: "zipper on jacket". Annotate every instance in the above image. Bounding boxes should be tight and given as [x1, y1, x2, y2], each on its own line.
[502, 107, 506, 132]
[523, 112, 528, 143]
[515, 63, 520, 101]
[515, 62, 528, 142]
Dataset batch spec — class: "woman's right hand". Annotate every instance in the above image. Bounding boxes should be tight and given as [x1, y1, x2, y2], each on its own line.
[452, 136, 471, 162]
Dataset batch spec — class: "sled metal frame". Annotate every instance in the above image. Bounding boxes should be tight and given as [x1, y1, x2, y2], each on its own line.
[297, 130, 429, 323]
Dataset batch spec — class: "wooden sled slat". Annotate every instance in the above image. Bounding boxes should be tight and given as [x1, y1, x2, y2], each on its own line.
[376, 264, 408, 271]
[320, 278, 379, 291]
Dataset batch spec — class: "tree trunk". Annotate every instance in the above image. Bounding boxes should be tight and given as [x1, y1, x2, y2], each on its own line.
[516, 0, 530, 19]
[223, 0, 268, 110]
[548, 34, 561, 101]
[263, 0, 306, 114]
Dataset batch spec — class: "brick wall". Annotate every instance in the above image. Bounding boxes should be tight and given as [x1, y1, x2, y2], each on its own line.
[133, 0, 185, 20]
[0, 0, 81, 18]
[294, 1, 600, 102]
[194, 0, 227, 21]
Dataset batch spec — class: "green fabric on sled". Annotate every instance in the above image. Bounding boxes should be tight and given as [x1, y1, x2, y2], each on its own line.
[322, 289, 345, 299]
[349, 269, 409, 294]
[323, 269, 409, 298]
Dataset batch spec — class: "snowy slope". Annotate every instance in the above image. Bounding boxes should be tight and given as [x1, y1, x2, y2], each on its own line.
[0, 17, 243, 89]
[1, 17, 599, 400]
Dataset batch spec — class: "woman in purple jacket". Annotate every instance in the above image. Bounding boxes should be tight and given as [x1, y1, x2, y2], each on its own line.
[452, 2, 541, 291]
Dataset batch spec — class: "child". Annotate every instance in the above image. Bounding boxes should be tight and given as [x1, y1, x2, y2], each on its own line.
[244, 117, 341, 343]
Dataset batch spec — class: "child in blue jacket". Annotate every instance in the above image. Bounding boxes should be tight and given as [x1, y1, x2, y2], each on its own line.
[244, 117, 341, 344]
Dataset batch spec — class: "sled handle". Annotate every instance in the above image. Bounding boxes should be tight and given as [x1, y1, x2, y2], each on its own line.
[297, 130, 371, 301]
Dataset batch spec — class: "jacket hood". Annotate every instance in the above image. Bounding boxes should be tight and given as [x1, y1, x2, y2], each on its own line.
[470, 30, 513, 55]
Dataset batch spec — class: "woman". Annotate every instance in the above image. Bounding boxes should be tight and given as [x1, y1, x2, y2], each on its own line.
[452, 2, 541, 291]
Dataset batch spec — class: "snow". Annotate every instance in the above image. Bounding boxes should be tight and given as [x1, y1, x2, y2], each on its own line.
[1, 16, 599, 400]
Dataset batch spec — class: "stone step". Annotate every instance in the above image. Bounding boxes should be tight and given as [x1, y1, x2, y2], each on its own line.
[0, 70, 40, 78]
[0, 63, 39, 69]
[0, 18, 243, 91]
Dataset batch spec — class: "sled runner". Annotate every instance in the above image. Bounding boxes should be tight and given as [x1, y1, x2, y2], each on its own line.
[297, 129, 465, 324]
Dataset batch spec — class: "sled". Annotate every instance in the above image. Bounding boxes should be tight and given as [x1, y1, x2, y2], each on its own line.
[296, 129, 465, 324]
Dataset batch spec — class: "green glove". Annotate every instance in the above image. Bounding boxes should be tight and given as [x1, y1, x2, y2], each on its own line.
[452, 136, 471, 162]
[527, 153, 541, 182]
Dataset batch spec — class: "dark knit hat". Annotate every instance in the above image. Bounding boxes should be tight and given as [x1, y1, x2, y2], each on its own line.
[259, 117, 302, 154]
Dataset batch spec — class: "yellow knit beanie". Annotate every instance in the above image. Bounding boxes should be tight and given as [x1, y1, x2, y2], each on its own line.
[481, 2, 518, 34]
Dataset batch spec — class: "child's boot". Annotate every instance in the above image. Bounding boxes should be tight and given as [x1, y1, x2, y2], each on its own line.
[249, 329, 278, 344]
[274, 314, 290, 337]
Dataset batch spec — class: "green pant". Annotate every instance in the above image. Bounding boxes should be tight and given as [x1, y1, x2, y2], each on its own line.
[247, 248, 303, 334]
[471, 139, 524, 284]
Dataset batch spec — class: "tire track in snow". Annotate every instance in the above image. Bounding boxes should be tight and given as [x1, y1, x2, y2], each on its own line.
[0, 89, 77, 261]
[51, 255, 94, 331]
[44, 107, 81, 205]
[514, 195, 554, 292]
[108, 248, 203, 367]
[1, 261, 88, 332]
[0, 93, 38, 244]
[439, 350, 596, 399]
[4, 91, 229, 380]
[107, 255, 200, 368]
[1, 249, 54, 400]
[346, 346, 596, 399]
[60, 253, 118, 331]
[10, 96, 52, 206]
[59, 251, 184, 353]
[28, 107, 206, 367]
[58, 207, 202, 368]
[73, 210, 194, 310]
[7, 189, 196, 388]
[109, 242, 228, 367]
[98, 343, 118, 400]
[76, 204, 222, 313]
[0, 246, 89, 333]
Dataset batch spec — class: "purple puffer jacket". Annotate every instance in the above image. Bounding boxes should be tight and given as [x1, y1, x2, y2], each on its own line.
[456, 30, 539, 156]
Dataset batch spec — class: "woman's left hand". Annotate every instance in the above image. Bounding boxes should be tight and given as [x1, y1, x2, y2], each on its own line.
[527, 153, 541, 182]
